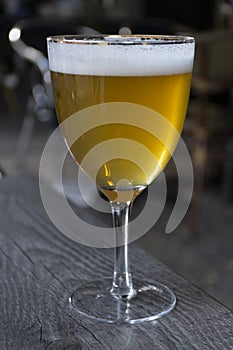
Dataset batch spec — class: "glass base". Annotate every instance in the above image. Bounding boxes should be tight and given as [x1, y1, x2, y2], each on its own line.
[70, 278, 176, 324]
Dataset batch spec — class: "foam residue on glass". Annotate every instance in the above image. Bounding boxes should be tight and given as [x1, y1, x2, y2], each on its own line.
[48, 35, 195, 76]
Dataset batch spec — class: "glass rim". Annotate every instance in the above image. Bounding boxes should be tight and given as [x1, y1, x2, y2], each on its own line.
[47, 34, 195, 45]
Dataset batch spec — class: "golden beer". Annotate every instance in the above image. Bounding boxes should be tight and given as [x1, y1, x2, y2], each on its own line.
[48, 36, 194, 199]
[51, 73, 191, 190]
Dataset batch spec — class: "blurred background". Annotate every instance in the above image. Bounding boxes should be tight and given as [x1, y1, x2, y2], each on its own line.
[0, 0, 232, 309]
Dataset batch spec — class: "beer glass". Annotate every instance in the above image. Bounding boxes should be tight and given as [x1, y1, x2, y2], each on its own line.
[47, 35, 195, 323]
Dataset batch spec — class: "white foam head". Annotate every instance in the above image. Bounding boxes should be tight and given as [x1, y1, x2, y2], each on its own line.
[48, 36, 195, 76]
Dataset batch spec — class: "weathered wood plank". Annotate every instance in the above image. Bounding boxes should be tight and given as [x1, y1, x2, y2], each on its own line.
[0, 175, 233, 349]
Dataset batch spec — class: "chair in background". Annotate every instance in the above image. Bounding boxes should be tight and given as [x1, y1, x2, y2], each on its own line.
[8, 17, 99, 170]
[187, 29, 233, 234]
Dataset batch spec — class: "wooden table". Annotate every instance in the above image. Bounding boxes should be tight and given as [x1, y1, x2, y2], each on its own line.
[0, 175, 233, 349]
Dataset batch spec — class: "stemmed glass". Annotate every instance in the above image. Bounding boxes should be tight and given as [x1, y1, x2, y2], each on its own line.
[47, 35, 194, 323]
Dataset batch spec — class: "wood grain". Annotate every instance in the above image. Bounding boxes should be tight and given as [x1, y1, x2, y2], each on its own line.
[0, 175, 232, 349]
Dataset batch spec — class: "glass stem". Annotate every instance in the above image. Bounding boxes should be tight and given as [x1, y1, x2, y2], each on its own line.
[110, 201, 137, 300]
